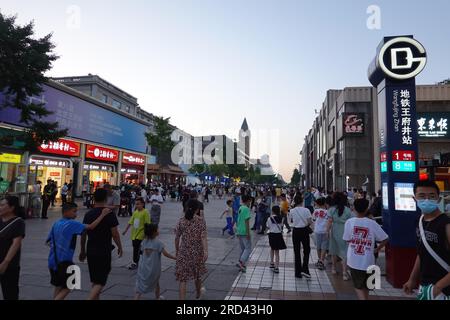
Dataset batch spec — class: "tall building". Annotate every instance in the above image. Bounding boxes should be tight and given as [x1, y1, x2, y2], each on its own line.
[300, 83, 450, 193]
[241, 118, 251, 166]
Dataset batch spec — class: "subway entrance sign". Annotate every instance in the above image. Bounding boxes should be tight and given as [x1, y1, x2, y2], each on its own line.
[368, 35, 426, 288]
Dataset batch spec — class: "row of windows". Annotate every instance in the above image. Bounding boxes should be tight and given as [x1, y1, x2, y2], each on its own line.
[100, 94, 131, 113]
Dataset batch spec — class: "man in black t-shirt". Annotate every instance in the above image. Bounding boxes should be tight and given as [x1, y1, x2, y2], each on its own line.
[0, 196, 26, 300]
[403, 180, 450, 300]
[79, 188, 123, 300]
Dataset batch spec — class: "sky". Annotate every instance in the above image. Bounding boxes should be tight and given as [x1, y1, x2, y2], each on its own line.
[1, 0, 449, 180]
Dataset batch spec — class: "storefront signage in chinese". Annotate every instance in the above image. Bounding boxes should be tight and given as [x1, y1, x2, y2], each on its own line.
[29, 156, 71, 168]
[122, 152, 145, 166]
[39, 138, 80, 157]
[343, 113, 364, 134]
[417, 113, 449, 138]
[86, 145, 119, 162]
[0, 153, 21, 164]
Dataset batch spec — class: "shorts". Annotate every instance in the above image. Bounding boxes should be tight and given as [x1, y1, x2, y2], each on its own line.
[349, 267, 371, 290]
[87, 254, 111, 286]
[49, 262, 74, 288]
[314, 233, 329, 251]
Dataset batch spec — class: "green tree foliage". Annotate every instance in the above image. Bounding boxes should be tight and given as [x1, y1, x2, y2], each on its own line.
[145, 116, 175, 160]
[0, 12, 67, 151]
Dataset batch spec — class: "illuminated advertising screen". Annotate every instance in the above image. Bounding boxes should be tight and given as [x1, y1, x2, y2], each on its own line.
[417, 112, 449, 138]
[382, 183, 389, 209]
[394, 183, 416, 212]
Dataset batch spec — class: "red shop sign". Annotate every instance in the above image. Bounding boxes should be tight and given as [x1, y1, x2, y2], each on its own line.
[122, 152, 145, 166]
[380, 152, 387, 162]
[39, 139, 80, 157]
[86, 145, 119, 162]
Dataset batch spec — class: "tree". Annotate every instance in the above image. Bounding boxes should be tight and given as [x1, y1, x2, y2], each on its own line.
[188, 164, 209, 175]
[0, 13, 67, 151]
[145, 116, 175, 162]
[290, 169, 301, 185]
[209, 163, 228, 177]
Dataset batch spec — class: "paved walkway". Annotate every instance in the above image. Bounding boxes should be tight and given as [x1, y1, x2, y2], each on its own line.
[15, 198, 416, 300]
[226, 232, 415, 300]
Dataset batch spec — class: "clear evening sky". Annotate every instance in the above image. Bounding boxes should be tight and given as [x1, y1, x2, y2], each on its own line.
[1, 0, 449, 180]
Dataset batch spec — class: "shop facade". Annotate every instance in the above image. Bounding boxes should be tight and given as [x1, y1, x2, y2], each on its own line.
[301, 84, 450, 195]
[0, 80, 150, 202]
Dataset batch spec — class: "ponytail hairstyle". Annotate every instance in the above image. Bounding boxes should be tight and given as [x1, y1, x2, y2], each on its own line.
[293, 195, 303, 207]
[2, 196, 26, 219]
[184, 199, 200, 220]
[333, 192, 347, 217]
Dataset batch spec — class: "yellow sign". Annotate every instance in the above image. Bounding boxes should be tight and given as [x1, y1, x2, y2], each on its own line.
[0, 153, 21, 164]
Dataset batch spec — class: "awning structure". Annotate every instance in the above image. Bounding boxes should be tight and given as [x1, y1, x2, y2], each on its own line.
[147, 164, 186, 176]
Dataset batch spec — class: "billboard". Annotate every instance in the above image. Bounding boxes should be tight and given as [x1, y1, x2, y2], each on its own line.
[343, 113, 365, 135]
[0, 84, 148, 153]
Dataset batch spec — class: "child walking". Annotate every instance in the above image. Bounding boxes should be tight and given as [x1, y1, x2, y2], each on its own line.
[266, 206, 287, 273]
[135, 224, 176, 300]
[220, 200, 234, 238]
[122, 198, 151, 270]
[312, 198, 329, 270]
[343, 198, 388, 300]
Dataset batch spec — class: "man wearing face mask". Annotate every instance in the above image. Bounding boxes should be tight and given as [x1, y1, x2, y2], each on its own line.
[403, 180, 450, 300]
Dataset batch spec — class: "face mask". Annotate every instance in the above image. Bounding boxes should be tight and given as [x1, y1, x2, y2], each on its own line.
[417, 199, 439, 215]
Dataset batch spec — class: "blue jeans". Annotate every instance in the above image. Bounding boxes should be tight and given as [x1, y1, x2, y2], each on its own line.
[238, 236, 252, 265]
[223, 217, 234, 235]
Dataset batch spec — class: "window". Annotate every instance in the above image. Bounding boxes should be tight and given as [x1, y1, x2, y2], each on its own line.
[112, 99, 122, 109]
[125, 105, 130, 113]
[101, 94, 108, 103]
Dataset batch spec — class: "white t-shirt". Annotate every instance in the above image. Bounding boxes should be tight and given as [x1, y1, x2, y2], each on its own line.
[289, 207, 312, 228]
[313, 208, 328, 234]
[224, 207, 233, 218]
[150, 194, 164, 204]
[141, 189, 147, 200]
[343, 217, 388, 271]
[266, 215, 283, 234]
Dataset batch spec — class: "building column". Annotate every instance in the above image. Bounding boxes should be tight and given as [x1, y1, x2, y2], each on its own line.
[144, 155, 148, 185]
[117, 151, 123, 186]
[76, 144, 86, 197]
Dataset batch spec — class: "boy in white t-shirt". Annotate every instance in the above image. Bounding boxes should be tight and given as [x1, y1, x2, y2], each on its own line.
[343, 198, 389, 300]
[312, 198, 328, 270]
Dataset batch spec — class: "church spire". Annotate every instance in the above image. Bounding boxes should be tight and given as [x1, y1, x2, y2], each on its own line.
[241, 118, 249, 131]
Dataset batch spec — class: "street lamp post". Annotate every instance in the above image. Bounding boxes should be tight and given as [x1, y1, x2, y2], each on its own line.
[346, 176, 350, 191]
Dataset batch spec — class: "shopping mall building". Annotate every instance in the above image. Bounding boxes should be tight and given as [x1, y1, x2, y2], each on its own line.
[300, 83, 450, 195]
[0, 78, 187, 205]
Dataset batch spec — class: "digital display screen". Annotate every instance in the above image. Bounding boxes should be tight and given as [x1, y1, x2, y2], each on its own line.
[392, 161, 416, 172]
[382, 183, 389, 210]
[381, 162, 387, 172]
[394, 183, 416, 212]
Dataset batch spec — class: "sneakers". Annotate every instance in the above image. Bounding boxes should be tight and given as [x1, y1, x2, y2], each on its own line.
[269, 263, 275, 269]
[196, 287, 206, 300]
[301, 271, 312, 279]
[157, 295, 165, 300]
[316, 261, 325, 270]
[273, 267, 279, 274]
[128, 263, 138, 270]
[343, 271, 351, 281]
[236, 262, 246, 273]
